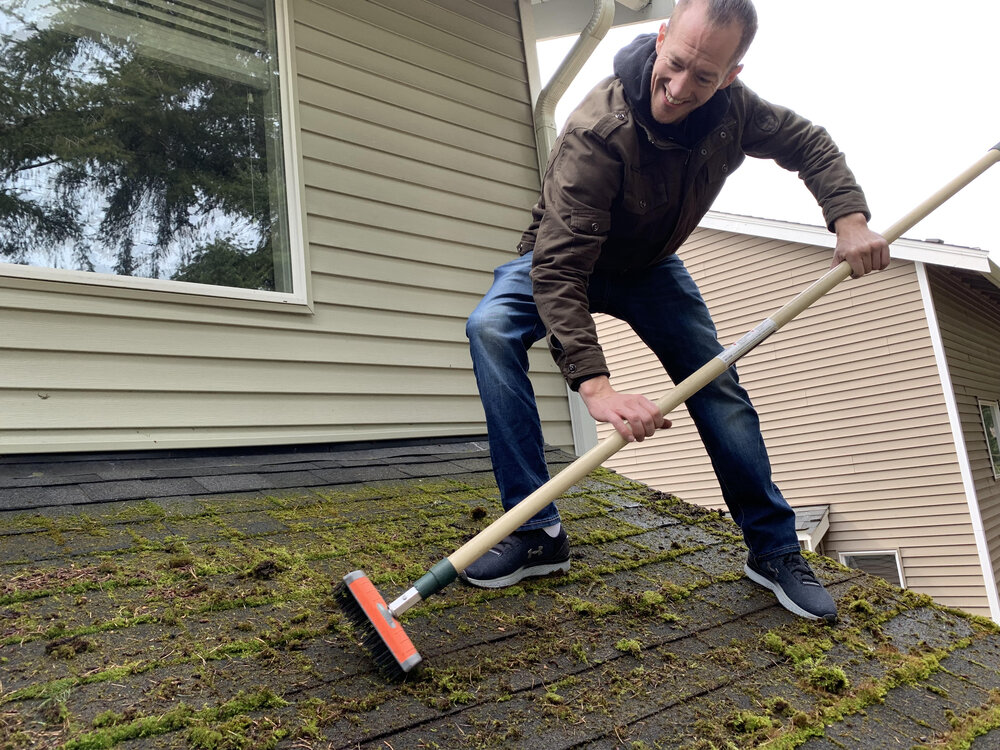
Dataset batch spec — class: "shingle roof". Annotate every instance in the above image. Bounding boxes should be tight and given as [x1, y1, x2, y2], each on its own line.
[2, 440, 1000, 748]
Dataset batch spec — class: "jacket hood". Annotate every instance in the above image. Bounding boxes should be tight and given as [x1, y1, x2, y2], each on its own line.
[613, 32, 730, 147]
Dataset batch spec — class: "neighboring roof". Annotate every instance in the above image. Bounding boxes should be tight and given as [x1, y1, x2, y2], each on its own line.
[794, 504, 830, 552]
[3, 440, 1000, 748]
[700, 210, 999, 278]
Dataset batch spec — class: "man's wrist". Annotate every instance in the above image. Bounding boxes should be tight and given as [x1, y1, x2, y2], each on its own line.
[574, 373, 610, 395]
[572, 372, 610, 393]
[833, 212, 869, 233]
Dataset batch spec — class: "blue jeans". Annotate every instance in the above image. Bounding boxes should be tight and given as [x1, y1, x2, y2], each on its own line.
[466, 252, 799, 561]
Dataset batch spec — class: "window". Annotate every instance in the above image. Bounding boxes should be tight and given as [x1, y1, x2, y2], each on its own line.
[0, 0, 300, 297]
[979, 399, 1000, 480]
[840, 551, 905, 588]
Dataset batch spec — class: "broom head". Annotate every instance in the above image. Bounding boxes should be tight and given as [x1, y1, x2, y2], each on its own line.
[334, 570, 422, 679]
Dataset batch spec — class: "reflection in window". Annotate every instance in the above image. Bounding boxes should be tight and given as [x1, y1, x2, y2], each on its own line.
[840, 551, 905, 588]
[1, 0, 292, 292]
[980, 400, 1000, 480]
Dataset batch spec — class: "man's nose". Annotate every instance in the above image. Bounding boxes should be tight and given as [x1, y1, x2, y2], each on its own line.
[668, 72, 693, 101]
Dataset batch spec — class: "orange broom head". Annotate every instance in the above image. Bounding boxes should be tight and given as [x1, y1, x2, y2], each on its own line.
[337, 570, 422, 678]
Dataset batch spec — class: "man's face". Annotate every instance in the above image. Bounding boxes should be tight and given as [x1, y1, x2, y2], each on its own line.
[649, 3, 744, 125]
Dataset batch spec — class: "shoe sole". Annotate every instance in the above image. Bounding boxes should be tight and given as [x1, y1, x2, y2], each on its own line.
[744, 564, 836, 624]
[461, 560, 571, 589]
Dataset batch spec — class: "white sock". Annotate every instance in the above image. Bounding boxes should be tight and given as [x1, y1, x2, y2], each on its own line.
[543, 523, 562, 538]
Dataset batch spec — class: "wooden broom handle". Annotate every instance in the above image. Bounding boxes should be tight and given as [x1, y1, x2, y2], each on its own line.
[447, 144, 1000, 575]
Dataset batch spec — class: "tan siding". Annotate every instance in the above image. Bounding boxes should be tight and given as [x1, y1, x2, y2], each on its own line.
[596, 228, 987, 615]
[0, 0, 574, 453]
[929, 267, 1000, 611]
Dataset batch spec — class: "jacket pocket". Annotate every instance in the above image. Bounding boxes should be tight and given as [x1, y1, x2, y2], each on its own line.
[622, 165, 670, 216]
[569, 207, 611, 236]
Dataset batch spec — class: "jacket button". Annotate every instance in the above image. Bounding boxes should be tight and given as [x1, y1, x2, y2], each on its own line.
[591, 222, 600, 232]
[639, 200, 647, 209]
[722, 164, 728, 173]
[700, 148, 708, 156]
[720, 130, 727, 138]
[568, 364, 577, 372]
[615, 112, 625, 120]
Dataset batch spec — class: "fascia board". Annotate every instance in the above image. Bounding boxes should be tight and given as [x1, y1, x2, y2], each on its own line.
[699, 210, 994, 275]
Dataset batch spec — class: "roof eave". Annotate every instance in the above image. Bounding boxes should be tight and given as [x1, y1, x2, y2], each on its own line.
[700, 210, 997, 279]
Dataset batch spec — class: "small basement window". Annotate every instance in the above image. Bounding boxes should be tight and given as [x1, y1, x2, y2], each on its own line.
[840, 551, 905, 588]
[979, 399, 1000, 480]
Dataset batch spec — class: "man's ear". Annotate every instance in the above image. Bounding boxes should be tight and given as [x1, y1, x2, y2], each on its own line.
[655, 21, 667, 54]
[719, 63, 743, 89]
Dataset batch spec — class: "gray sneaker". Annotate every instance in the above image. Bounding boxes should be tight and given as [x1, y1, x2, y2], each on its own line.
[745, 551, 837, 624]
[460, 528, 570, 589]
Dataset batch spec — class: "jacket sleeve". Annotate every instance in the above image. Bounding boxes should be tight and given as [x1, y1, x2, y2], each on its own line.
[738, 87, 871, 231]
[530, 121, 625, 387]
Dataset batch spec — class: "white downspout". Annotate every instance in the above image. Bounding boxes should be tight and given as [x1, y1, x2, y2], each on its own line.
[519, 0, 615, 454]
[531, 0, 616, 174]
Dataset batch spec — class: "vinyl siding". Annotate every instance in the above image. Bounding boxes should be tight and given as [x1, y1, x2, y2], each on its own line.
[928, 266, 1000, 610]
[0, 0, 572, 453]
[595, 228, 988, 615]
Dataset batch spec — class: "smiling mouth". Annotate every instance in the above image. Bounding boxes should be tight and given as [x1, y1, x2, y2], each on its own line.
[664, 88, 685, 106]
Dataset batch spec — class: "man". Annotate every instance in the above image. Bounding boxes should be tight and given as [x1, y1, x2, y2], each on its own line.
[463, 0, 889, 624]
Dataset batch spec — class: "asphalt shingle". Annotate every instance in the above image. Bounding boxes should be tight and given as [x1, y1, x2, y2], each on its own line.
[1, 439, 999, 748]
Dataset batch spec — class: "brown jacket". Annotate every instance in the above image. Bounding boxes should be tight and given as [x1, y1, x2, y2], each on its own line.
[520, 75, 870, 388]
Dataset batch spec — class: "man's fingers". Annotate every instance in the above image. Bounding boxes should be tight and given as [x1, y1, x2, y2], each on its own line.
[628, 403, 667, 441]
[609, 415, 634, 442]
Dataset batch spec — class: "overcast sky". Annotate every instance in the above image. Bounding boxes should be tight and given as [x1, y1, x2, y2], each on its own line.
[538, 0, 1000, 265]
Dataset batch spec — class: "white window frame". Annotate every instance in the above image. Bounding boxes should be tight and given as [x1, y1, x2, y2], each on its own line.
[979, 399, 1000, 480]
[0, 0, 309, 309]
[839, 550, 906, 588]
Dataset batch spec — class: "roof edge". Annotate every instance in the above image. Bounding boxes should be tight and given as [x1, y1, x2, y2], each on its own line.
[700, 210, 994, 276]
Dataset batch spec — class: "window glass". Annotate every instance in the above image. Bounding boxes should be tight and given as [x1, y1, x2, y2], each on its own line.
[841, 552, 904, 588]
[980, 400, 1000, 480]
[1, 0, 293, 292]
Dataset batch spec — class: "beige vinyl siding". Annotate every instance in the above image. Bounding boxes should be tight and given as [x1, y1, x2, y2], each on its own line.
[0, 0, 572, 453]
[928, 267, 1000, 607]
[595, 228, 988, 615]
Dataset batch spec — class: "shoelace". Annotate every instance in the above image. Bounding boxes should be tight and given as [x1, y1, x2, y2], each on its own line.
[488, 535, 519, 556]
[781, 553, 819, 585]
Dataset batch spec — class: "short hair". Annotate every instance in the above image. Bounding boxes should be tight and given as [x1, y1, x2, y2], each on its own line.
[671, 0, 758, 67]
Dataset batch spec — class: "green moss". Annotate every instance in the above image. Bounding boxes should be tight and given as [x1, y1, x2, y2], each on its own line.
[65, 689, 288, 750]
[847, 598, 875, 617]
[726, 709, 776, 733]
[762, 630, 832, 665]
[615, 638, 642, 657]
[4, 466, 999, 750]
[911, 691, 1000, 750]
[805, 664, 850, 695]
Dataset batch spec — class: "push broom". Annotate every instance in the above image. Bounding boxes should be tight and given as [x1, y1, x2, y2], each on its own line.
[335, 142, 1000, 679]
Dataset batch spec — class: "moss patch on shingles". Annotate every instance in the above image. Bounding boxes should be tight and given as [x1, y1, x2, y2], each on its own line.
[2, 468, 1000, 749]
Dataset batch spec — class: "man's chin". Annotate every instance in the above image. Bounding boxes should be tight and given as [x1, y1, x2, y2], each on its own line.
[652, 108, 687, 125]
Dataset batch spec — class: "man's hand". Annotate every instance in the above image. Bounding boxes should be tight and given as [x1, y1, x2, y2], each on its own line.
[832, 212, 890, 278]
[578, 376, 671, 443]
